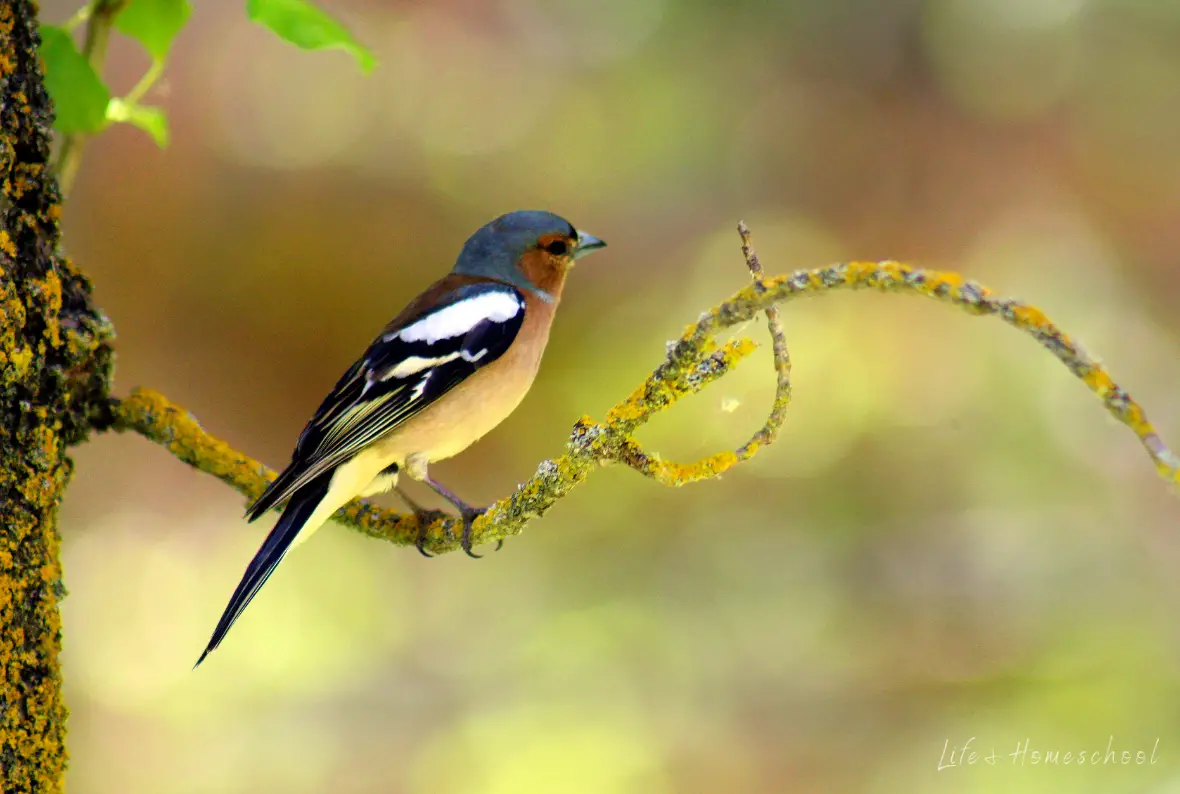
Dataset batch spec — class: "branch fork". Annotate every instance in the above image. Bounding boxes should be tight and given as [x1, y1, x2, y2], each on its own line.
[109, 225, 1180, 555]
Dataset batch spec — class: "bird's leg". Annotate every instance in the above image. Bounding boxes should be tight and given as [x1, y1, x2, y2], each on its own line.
[425, 477, 493, 558]
[403, 453, 499, 558]
[360, 462, 446, 557]
[393, 483, 427, 513]
[394, 485, 451, 558]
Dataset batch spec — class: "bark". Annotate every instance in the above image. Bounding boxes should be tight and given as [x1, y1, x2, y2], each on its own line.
[0, 3, 115, 791]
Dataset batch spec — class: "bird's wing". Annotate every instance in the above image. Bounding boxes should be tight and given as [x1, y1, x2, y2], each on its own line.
[245, 278, 527, 521]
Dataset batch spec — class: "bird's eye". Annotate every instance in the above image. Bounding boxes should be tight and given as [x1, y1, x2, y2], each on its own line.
[543, 239, 569, 256]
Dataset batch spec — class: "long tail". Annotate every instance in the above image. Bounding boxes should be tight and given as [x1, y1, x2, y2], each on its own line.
[194, 472, 333, 668]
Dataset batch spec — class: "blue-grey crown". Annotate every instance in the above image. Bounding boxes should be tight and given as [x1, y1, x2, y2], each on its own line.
[452, 210, 578, 291]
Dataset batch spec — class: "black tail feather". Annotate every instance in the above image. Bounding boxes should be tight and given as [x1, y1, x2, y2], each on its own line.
[245, 465, 300, 523]
[195, 472, 333, 668]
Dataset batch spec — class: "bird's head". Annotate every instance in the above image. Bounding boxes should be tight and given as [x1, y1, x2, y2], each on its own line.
[452, 210, 607, 302]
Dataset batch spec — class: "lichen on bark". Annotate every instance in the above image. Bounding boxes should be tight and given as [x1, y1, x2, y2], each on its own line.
[0, 3, 115, 791]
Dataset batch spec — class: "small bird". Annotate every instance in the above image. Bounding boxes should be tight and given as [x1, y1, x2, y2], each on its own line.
[195, 210, 606, 667]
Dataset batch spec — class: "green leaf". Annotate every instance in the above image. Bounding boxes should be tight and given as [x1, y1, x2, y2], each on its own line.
[115, 0, 193, 61]
[245, 0, 376, 73]
[39, 25, 111, 134]
[106, 98, 170, 147]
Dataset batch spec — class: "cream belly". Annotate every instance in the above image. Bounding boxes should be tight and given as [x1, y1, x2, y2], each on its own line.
[288, 357, 539, 553]
[372, 361, 538, 465]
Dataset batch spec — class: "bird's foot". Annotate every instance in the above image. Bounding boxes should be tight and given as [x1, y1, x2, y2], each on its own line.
[396, 485, 449, 558]
[410, 504, 502, 558]
[411, 507, 452, 558]
[417, 471, 503, 558]
[459, 505, 499, 558]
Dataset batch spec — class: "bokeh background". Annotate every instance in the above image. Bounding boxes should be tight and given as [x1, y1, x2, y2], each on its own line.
[46, 0, 1180, 791]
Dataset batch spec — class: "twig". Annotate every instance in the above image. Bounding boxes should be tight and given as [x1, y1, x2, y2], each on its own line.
[53, 0, 128, 196]
[108, 241, 1180, 555]
[737, 220, 791, 455]
[601, 222, 794, 485]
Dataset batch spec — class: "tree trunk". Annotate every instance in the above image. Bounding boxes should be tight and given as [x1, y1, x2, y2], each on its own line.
[0, 2, 114, 791]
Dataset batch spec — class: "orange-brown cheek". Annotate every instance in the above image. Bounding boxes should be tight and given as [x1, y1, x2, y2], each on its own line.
[516, 250, 568, 294]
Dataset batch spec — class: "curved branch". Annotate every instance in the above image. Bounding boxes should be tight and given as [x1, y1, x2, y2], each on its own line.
[737, 220, 792, 456]
[602, 222, 792, 485]
[109, 229, 1180, 555]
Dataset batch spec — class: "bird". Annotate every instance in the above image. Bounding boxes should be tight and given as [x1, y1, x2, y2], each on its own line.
[194, 210, 606, 668]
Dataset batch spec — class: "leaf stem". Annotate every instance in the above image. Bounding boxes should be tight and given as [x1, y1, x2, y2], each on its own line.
[123, 58, 163, 106]
[63, 3, 91, 33]
[53, 0, 129, 196]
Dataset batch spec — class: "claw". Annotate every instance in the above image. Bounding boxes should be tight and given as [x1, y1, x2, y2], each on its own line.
[408, 504, 451, 559]
[415, 521, 434, 558]
[460, 506, 489, 558]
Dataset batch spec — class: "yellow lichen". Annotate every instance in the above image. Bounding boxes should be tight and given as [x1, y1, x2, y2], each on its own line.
[6, 344, 31, 376]
[37, 271, 62, 348]
[0, 1, 116, 789]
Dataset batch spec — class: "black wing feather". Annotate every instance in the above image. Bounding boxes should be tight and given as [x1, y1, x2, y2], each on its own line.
[245, 282, 526, 521]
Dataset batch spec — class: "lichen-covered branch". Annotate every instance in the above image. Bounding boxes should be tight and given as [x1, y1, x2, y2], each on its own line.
[109, 231, 1180, 558]
[736, 221, 791, 456]
[607, 222, 793, 485]
[0, 2, 116, 791]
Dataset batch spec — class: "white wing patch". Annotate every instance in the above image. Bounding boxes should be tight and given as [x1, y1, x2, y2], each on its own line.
[391, 291, 523, 344]
[387, 353, 461, 379]
[409, 373, 431, 401]
[379, 346, 493, 382]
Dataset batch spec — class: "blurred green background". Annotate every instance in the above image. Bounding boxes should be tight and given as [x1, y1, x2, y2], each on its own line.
[49, 0, 1180, 791]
